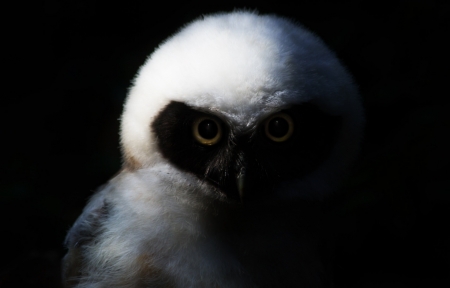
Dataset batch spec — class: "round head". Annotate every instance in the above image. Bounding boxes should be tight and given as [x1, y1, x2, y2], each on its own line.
[120, 11, 364, 202]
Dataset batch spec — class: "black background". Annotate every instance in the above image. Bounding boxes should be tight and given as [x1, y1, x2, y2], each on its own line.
[2, 0, 449, 287]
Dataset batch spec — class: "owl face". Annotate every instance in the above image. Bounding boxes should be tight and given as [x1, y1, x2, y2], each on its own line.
[151, 101, 341, 203]
[120, 12, 364, 202]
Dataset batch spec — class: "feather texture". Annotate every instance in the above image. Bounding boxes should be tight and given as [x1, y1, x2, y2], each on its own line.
[63, 11, 364, 287]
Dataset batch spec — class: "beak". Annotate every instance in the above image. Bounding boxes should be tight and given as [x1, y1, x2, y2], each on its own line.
[236, 154, 248, 203]
[237, 167, 246, 203]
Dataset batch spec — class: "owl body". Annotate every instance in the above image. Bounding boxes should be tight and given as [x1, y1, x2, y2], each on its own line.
[64, 12, 363, 287]
[65, 164, 327, 287]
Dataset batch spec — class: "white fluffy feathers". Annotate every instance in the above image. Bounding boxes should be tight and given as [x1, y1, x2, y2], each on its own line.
[121, 12, 363, 176]
[64, 11, 364, 288]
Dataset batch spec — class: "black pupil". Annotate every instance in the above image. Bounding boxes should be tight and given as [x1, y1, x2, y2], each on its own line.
[268, 117, 289, 138]
[198, 119, 218, 139]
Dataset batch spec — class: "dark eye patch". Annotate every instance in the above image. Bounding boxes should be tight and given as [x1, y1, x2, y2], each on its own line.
[151, 100, 342, 201]
[236, 103, 342, 202]
[151, 101, 236, 194]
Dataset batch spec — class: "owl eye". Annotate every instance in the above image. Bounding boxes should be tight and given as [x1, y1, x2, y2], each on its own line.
[264, 113, 294, 142]
[192, 116, 222, 145]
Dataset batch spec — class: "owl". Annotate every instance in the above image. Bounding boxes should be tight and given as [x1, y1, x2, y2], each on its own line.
[63, 11, 364, 288]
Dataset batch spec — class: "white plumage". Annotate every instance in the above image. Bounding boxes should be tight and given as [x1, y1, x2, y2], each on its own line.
[63, 11, 364, 287]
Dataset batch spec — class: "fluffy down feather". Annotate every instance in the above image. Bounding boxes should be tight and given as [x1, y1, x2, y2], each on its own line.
[63, 11, 364, 288]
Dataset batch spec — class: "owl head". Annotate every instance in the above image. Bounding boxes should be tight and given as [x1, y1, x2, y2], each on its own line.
[119, 11, 364, 203]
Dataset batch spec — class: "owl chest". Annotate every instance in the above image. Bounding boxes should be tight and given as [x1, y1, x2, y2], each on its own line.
[134, 219, 326, 288]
